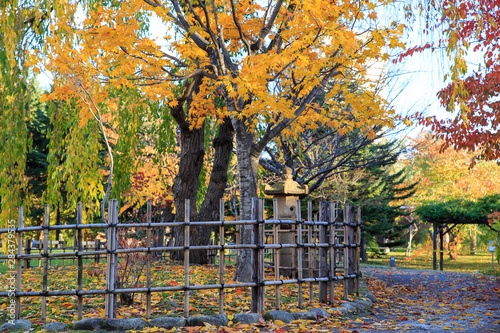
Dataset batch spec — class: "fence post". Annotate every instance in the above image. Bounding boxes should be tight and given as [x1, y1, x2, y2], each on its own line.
[24, 239, 31, 269]
[259, 198, 265, 313]
[105, 203, 110, 317]
[146, 200, 152, 319]
[343, 205, 356, 297]
[95, 239, 101, 264]
[15, 207, 24, 320]
[184, 199, 190, 317]
[105, 200, 118, 318]
[348, 206, 356, 294]
[319, 201, 329, 304]
[296, 199, 303, 308]
[41, 204, 49, 323]
[112, 200, 119, 318]
[218, 198, 225, 314]
[328, 202, 336, 305]
[307, 201, 314, 307]
[273, 199, 280, 310]
[251, 197, 264, 313]
[77, 203, 83, 320]
[355, 206, 361, 295]
[343, 205, 349, 299]
[62, 240, 67, 266]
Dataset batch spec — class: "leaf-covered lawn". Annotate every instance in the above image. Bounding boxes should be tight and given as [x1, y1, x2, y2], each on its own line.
[363, 249, 495, 272]
[0, 259, 350, 328]
[3, 253, 498, 332]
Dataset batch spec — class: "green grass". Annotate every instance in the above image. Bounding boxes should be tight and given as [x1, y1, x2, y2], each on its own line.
[479, 267, 500, 276]
[0, 251, 106, 274]
[362, 248, 497, 273]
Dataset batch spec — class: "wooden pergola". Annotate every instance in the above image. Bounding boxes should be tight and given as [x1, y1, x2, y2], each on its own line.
[430, 219, 493, 271]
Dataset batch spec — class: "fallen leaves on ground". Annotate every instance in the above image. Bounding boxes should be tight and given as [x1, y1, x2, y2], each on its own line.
[0, 259, 349, 329]
[2, 263, 499, 332]
[352, 268, 500, 332]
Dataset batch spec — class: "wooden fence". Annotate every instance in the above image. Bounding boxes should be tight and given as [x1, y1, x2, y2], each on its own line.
[0, 198, 361, 322]
[22, 239, 105, 268]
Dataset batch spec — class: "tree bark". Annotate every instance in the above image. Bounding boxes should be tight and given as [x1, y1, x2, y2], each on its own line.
[169, 77, 235, 264]
[469, 228, 476, 255]
[361, 237, 367, 263]
[194, 118, 235, 264]
[233, 119, 261, 282]
[170, 124, 205, 262]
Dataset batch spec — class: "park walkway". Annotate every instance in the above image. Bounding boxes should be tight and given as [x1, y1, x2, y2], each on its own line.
[340, 267, 500, 332]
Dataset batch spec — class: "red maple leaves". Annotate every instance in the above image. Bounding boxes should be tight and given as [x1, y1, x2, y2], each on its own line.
[404, 0, 500, 163]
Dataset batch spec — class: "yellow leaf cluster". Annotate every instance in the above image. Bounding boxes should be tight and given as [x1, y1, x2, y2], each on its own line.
[32, 0, 405, 155]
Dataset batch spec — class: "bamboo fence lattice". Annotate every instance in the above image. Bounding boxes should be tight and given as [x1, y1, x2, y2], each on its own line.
[0, 198, 361, 322]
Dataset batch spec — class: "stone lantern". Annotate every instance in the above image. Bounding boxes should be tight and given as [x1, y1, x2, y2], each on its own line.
[264, 167, 308, 277]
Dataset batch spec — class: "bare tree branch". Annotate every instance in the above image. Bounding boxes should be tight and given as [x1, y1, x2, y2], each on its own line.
[230, 0, 251, 54]
[76, 84, 115, 221]
[252, 0, 284, 52]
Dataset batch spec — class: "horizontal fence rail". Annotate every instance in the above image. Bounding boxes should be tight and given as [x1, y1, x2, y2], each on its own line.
[0, 198, 361, 322]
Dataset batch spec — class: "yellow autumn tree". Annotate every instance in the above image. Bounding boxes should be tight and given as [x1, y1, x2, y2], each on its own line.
[0, 0, 63, 234]
[402, 132, 500, 205]
[32, 0, 405, 279]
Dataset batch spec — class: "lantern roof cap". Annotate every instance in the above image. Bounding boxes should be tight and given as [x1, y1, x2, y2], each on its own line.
[264, 167, 309, 196]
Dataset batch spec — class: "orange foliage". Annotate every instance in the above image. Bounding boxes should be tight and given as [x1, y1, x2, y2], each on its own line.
[29, 0, 404, 139]
[401, 132, 500, 205]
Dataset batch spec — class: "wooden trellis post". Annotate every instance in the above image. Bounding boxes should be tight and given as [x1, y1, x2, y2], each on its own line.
[319, 201, 329, 304]
[24, 239, 31, 269]
[328, 202, 336, 305]
[219, 198, 225, 314]
[95, 239, 101, 263]
[146, 200, 152, 319]
[296, 199, 303, 308]
[307, 201, 314, 307]
[105, 200, 118, 318]
[251, 197, 265, 313]
[355, 206, 361, 295]
[77, 203, 83, 320]
[259, 198, 265, 313]
[105, 203, 111, 317]
[344, 205, 356, 296]
[15, 207, 24, 320]
[343, 205, 349, 299]
[184, 199, 190, 317]
[349, 206, 356, 293]
[112, 200, 119, 317]
[273, 198, 280, 310]
[41, 204, 49, 323]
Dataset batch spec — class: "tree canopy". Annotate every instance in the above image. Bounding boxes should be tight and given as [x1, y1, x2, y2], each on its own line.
[400, 132, 500, 205]
[415, 194, 500, 227]
[0, 0, 56, 226]
[22, 0, 406, 279]
[403, 0, 500, 163]
[31, 0, 404, 213]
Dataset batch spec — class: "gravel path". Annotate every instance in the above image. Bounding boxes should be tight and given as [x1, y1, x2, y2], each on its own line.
[342, 267, 500, 332]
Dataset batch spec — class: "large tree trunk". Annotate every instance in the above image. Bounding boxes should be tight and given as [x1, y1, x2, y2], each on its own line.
[171, 125, 205, 262]
[195, 118, 235, 263]
[169, 71, 236, 264]
[171, 115, 234, 264]
[233, 120, 261, 282]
